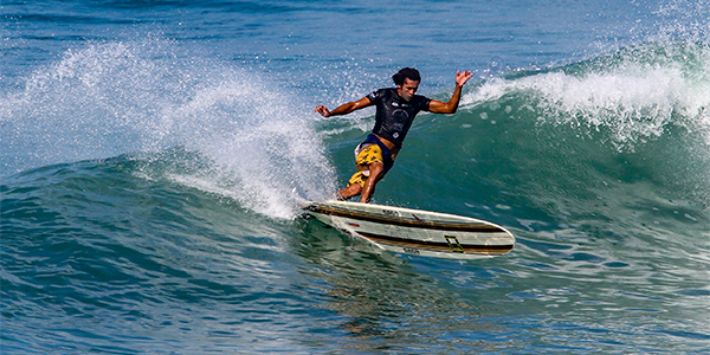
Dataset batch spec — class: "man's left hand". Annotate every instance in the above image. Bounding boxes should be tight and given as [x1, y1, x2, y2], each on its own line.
[456, 70, 473, 87]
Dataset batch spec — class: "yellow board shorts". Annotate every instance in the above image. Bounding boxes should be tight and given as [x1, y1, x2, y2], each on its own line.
[347, 143, 384, 188]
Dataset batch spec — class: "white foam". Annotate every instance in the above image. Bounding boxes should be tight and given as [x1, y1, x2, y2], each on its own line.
[0, 40, 337, 219]
[463, 45, 710, 149]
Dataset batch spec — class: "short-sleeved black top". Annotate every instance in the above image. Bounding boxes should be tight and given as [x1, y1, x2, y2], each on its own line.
[366, 88, 431, 148]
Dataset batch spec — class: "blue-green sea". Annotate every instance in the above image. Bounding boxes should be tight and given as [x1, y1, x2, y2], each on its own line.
[2, 1, 709, 353]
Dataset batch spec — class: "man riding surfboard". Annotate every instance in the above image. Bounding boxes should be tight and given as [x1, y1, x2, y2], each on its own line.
[315, 67, 473, 203]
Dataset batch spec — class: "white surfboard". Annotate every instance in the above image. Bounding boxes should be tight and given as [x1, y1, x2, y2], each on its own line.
[303, 200, 515, 260]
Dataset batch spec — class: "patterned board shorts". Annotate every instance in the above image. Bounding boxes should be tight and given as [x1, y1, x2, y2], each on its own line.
[347, 143, 384, 188]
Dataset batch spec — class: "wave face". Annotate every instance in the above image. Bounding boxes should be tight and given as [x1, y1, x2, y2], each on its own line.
[2, 5, 710, 353]
[454, 41, 710, 213]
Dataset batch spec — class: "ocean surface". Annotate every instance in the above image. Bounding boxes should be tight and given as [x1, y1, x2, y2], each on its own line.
[2, 1, 709, 353]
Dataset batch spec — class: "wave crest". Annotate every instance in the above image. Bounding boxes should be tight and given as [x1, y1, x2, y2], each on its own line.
[465, 42, 710, 150]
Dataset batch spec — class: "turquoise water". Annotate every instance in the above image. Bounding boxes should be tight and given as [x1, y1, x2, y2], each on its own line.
[2, 1, 709, 353]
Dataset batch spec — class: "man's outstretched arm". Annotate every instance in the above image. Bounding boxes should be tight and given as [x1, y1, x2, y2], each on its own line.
[428, 70, 473, 114]
[315, 96, 373, 117]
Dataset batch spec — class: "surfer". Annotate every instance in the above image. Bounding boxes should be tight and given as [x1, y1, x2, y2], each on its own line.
[315, 67, 473, 203]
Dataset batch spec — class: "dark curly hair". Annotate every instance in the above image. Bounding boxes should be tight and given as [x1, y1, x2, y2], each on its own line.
[392, 67, 421, 85]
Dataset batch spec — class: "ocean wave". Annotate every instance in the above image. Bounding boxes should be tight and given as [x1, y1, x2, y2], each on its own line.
[464, 42, 710, 150]
[0, 40, 336, 218]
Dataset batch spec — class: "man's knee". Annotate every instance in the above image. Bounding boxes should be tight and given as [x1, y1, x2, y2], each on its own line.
[369, 162, 384, 177]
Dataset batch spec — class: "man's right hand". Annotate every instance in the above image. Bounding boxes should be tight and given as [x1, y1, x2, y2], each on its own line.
[315, 97, 372, 118]
[314, 105, 331, 117]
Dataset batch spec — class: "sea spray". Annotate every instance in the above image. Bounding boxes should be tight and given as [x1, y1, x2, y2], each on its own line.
[0, 40, 337, 218]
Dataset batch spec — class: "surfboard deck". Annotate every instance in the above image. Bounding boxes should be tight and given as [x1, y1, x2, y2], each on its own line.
[302, 200, 515, 260]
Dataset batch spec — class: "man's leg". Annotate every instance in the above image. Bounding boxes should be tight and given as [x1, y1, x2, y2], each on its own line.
[360, 162, 384, 203]
[337, 183, 361, 200]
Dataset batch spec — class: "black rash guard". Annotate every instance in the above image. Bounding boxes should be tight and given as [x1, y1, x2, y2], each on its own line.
[366, 88, 431, 148]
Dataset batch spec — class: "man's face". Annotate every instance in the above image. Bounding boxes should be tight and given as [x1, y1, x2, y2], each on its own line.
[396, 78, 420, 102]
